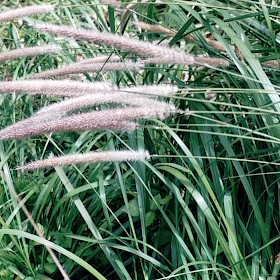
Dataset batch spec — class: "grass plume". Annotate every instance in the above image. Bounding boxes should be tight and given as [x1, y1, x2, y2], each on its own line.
[0, 4, 54, 23]
[17, 150, 150, 170]
[32, 22, 229, 67]
[145, 56, 229, 67]
[0, 105, 175, 140]
[30, 61, 144, 79]
[0, 80, 115, 96]
[0, 115, 136, 141]
[31, 22, 196, 64]
[191, 56, 230, 67]
[0, 45, 62, 63]
[36, 92, 174, 116]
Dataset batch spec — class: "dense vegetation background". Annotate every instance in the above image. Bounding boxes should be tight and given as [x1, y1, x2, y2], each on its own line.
[0, 0, 279, 279]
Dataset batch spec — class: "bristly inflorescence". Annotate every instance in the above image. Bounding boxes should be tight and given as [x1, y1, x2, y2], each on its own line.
[0, 80, 116, 96]
[31, 22, 230, 67]
[0, 4, 180, 280]
[31, 22, 196, 65]
[17, 150, 150, 170]
[35, 92, 175, 117]
[0, 3, 224, 171]
[0, 45, 62, 63]
[30, 61, 144, 79]
[0, 4, 54, 23]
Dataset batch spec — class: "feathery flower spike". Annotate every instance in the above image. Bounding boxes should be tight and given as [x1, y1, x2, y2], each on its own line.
[0, 117, 136, 141]
[0, 80, 116, 96]
[36, 93, 173, 116]
[31, 22, 196, 65]
[0, 112, 63, 141]
[0, 45, 62, 63]
[145, 56, 229, 67]
[17, 150, 150, 170]
[0, 5, 54, 23]
[30, 61, 144, 79]
[0, 105, 175, 140]
[32, 22, 229, 67]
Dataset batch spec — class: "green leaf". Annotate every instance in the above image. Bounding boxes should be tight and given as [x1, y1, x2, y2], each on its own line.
[161, 195, 173, 205]
[126, 199, 140, 217]
[145, 211, 155, 227]
[44, 263, 57, 274]
[150, 194, 161, 210]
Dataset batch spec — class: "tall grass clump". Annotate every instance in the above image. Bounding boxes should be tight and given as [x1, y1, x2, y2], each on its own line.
[0, 1, 279, 280]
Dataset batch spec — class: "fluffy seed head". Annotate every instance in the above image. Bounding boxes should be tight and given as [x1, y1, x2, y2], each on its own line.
[36, 92, 173, 117]
[0, 115, 136, 141]
[31, 22, 196, 65]
[0, 5, 54, 23]
[30, 61, 144, 79]
[0, 114, 59, 141]
[0, 105, 175, 140]
[0, 80, 116, 96]
[17, 150, 150, 170]
[0, 45, 62, 63]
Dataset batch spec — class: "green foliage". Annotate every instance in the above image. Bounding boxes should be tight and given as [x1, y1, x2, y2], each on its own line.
[0, 0, 279, 279]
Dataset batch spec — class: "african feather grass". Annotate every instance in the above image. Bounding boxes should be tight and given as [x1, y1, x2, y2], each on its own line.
[134, 21, 176, 36]
[0, 105, 175, 140]
[32, 22, 229, 67]
[0, 80, 115, 96]
[0, 4, 70, 280]
[36, 92, 174, 116]
[17, 150, 150, 170]
[0, 45, 62, 63]
[0, 117, 136, 141]
[1, 1, 279, 279]
[30, 61, 144, 79]
[0, 4, 54, 23]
